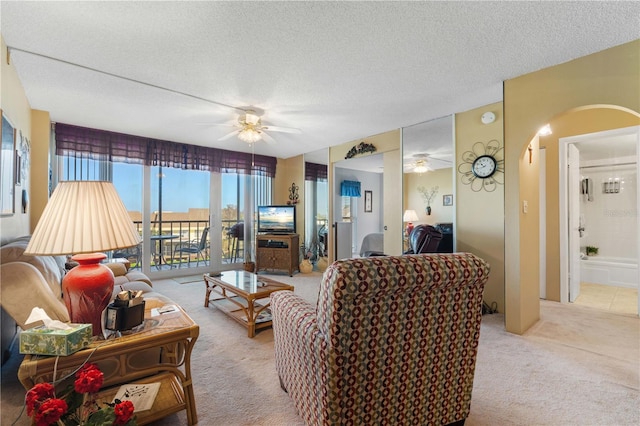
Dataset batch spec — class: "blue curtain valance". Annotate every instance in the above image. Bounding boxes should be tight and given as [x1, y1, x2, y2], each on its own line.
[340, 180, 361, 197]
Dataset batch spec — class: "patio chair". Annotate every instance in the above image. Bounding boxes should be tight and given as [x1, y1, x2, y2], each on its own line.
[173, 227, 209, 268]
[112, 244, 142, 269]
[226, 223, 244, 263]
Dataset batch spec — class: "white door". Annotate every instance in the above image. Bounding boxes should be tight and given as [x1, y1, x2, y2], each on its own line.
[568, 144, 581, 302]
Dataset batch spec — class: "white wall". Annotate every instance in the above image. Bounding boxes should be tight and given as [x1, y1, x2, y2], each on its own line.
[334, 166, 383, 254]
[580, 160, 637, 259]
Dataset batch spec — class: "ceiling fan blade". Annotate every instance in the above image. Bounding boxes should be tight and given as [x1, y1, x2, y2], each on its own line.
[262, 125, 302, 134]
[218, 130, 240, 141]
[196, 122, 238, 127]
[261, 131, 277, 145]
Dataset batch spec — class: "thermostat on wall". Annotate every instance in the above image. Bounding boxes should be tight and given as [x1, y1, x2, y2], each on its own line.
[481, 111, 496, 124]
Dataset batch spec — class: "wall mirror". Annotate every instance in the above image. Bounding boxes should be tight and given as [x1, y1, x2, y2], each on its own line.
[1, 112, 16, 216]
[402, 115, 454, 252]
[333, 152, 385, 258]
[303, 148, 329, 261]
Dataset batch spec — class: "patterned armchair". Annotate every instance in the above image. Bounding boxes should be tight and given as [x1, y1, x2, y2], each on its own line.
[271, 253, 490, 426]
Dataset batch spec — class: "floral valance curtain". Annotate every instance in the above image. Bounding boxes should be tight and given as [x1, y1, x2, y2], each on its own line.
[55, 123, 277, 177]
[305, 162, 328, 182]
[340, 180, 361, 197]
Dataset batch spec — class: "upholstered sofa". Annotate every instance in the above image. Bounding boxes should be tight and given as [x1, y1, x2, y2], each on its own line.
[272, 252, 490, 426]
[0, 236, 157, 352]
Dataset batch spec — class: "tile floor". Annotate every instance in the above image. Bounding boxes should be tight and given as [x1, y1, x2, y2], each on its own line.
[574, 282, 638, 315]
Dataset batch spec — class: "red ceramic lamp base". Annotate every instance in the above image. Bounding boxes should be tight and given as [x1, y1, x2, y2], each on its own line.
[406, 222, 415, 236]
[62, 253, 114, 336]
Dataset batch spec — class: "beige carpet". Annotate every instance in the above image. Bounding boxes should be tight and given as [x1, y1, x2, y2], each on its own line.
[173, 274, 206, 284]
[2, 271, 638, 425]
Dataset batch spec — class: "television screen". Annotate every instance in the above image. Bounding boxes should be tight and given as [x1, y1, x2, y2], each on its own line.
[257, 205, 296, 234]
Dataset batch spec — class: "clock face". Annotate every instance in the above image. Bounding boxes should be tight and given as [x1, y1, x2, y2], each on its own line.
[472, 155, 497, 178]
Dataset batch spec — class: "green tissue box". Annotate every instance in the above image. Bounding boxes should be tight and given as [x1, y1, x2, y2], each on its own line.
[20, 323, 92, 356]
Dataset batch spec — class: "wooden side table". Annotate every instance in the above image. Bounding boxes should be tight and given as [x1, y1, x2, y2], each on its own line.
[18, 298, 199, 425]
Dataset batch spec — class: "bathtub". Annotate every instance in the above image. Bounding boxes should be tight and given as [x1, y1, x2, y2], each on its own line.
[580, 256, 638, 288]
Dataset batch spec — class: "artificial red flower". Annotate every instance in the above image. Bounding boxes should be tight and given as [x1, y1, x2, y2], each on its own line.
[113, 400, 135, 425]
[34, 397, 67, 426]
[26, 363, 136, 425]
[74, 363, 104, 394]
[25, 382, 55, 416]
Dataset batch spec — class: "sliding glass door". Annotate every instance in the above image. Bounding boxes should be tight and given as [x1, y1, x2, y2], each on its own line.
[149, 165, 210, 272]
[57, 155, 271, 277]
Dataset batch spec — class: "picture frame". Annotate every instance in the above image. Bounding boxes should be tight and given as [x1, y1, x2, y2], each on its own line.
[364, 190, 372, 212]
[443, 194, 453, 206]
[1, 111, 16, 216]
[15, 151, 22, 186]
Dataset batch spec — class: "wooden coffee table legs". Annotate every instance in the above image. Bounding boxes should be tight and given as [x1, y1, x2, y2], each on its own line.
[203, 274, 292, 338]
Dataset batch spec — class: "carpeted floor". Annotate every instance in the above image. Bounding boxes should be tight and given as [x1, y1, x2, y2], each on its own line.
[2, 271, 638, 425]
[173, 274, 206, 284]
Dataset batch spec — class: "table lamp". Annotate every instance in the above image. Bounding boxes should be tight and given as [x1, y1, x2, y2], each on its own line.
[25, 181, 142, 335]
[403, 209, 419, 236]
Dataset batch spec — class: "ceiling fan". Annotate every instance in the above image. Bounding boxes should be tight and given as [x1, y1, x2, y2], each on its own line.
[404, 153, 453, 173]
[217, 109, 302, 144]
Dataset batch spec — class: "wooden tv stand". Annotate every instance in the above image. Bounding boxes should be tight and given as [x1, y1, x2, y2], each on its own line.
[256, 233, 299, 276]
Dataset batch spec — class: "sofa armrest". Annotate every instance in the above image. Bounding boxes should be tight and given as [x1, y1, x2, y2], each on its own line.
[122, 271, 152, 287]
[107, 262, 152, 287]
[104, 262, 128, 276]
[271, 291, 328, 411]
[0, 262, 70, 329]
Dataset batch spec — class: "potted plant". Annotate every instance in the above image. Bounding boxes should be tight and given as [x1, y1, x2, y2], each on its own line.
[299, 244, 313, 273]
[586, 246, 599, 256]
[417, 185, 439, 216]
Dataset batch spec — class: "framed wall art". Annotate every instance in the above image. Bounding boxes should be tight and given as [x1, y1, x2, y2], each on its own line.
[443, 194, 453, 206]
[364, 190, 372, 212]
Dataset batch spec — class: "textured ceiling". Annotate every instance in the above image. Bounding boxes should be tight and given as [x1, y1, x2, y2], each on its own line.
[1, 1, 639, 162]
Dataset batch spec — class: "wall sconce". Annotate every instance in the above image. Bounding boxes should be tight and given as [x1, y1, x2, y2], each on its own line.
[538, 124, 552, 136]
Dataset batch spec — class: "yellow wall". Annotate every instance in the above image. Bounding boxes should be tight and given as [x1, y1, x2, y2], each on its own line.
[403, 168, 453, 225]
[0, 37, 32, 244]
[274, 155, 304, 241]
[504, 40, 640, 334]
[30, 110, 51, 231]
[542, 108, 640, 301]
[329, 130, 400, 162]
[455, 102, 506, 313]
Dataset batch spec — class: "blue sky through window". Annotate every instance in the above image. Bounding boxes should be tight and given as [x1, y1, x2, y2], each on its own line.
[113, 163, 238, 212]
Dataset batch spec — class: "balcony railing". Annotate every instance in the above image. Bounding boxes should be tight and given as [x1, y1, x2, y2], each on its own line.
[114, 219, 246, 270]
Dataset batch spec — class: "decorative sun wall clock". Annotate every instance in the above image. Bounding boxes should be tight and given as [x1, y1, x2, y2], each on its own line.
[457, 140, 504, 192]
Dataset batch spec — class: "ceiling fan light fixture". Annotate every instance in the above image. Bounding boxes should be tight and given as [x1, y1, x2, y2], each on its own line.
[244, 111, 260, 126]
[238, 128, 262, 143]
[413, 160, 429, 174]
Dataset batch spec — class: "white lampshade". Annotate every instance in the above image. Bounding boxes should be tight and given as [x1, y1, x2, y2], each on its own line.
[25, 181, 142, 255]
[403, 209, 419, 222]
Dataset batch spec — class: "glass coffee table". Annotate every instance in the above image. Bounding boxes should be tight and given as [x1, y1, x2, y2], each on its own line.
[203, 270, 294, 337]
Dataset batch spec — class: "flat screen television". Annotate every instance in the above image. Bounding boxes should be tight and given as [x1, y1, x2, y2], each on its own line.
[257, 205, 296, 234]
